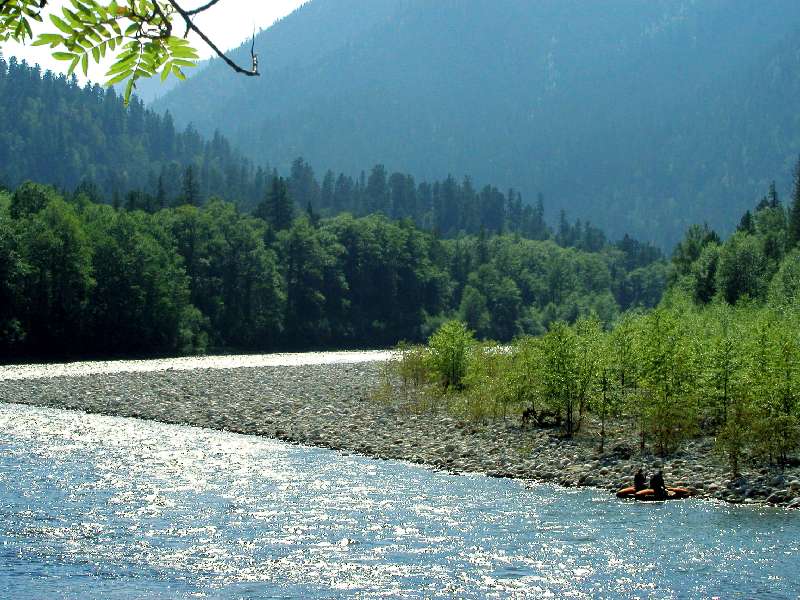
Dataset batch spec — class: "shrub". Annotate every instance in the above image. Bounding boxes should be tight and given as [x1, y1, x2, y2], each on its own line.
[427, 320, 475, 391]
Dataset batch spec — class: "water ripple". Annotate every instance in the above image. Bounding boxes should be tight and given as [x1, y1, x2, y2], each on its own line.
[1, 403, 798, 599]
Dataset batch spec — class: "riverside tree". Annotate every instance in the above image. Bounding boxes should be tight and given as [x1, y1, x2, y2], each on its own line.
[426, 320, 475, 391]
[383, 180, 800, 469]
[539, 321, 580, 436]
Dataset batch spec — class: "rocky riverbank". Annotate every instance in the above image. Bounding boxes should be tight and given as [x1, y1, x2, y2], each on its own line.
[1, 357, 798, 509]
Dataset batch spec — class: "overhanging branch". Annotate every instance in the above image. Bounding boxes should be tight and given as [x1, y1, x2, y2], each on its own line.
[165, 0, 259, 76]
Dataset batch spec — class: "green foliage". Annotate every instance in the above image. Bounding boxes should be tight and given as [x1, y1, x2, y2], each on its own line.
[715, 398, 753, 478]
[10, 182, 58, 219]
[84, 205, 197, 353]
[0, 0, 43, 43]
[503, 336, 541, 417]
[691, 243, 720, 304]
[789, 156, 800, 249]
[769, 250, 800, 308]
[535, 316, 604, 437]
[538, 321, 580, 436]
[1, 177, 660, 359]
[698, 303, 745, 428]
[456, 343, 508, 422]
[635, 308, 699, 455]
[257, 176, 294, 232]
[373, 179, 800, 468]
[0, 58, 261, 208]
[0, 62, 666, 349]
[2, 0, 201, 104]
[15, 196, 95, 352]
[407, 296, 799, 466]
[395, 343, 430, 392]
[458, 285, 491, 338]
[426, 320, 475, 391]
[165, 199, 283, 350]
[716, 231, 767, 304]
[671, 224, 720, 281]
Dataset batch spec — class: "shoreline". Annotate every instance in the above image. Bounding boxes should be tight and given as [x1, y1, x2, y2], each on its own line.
[2, 358, 799, 509]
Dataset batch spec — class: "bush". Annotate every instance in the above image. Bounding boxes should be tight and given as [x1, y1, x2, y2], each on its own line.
[396, 342, 430, 390]
[460, 342, 508, 422]
[426, 320, 475, 391]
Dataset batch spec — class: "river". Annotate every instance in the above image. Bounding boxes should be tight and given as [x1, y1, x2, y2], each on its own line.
[1, 402, 798, 599]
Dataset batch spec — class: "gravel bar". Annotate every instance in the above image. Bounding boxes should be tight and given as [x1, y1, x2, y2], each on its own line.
[1, 355, 798, 509]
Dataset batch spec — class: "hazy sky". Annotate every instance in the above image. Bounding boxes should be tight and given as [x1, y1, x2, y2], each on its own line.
[3, 0, 307, 79]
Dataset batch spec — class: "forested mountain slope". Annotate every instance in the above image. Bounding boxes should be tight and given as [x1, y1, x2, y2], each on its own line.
[155, 0, 800, 248]
[0, 56, 264, 206]
[0, 57, 649, 249]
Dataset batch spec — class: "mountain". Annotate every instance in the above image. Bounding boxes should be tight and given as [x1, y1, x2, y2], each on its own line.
[155, 0, 800, 248]
[0, 56, 591, 245]
[0, 56, 267, 207]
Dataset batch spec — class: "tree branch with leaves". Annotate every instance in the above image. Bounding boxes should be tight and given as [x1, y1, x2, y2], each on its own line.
[0, 0, 258, 103]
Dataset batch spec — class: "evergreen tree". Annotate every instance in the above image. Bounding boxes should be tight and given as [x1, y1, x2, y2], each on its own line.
[556, 210, 573, 247]
[459, 285, 491, 338]
[365, 164, 389, 214]
[181, 165, 200, 207]
[531, 193, 548, 239]
[789, 157, 800, 249]
[737, 210, 756, 234]
[768, 181, 780, 208]
[257, 176, 294, 231]
[306, 201, 320, 228]
[320, 170, 335, 212]
[288, 157, 320, 209]
[156, 175, 167, 210]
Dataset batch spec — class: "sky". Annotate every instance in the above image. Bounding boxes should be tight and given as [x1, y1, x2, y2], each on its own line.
[3, 0, 307, 80]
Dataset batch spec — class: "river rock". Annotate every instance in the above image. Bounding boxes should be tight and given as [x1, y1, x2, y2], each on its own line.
[766, 491, 785, 504]
[2, 357, 800, 511]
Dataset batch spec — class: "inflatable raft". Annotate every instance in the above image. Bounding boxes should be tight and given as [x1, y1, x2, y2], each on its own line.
[616, 486, 692, 501]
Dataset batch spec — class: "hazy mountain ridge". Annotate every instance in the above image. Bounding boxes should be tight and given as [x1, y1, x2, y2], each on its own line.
[156, 0, 800, 247]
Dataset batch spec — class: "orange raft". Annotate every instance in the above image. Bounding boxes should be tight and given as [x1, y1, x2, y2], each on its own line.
[616, 486, 692, 501]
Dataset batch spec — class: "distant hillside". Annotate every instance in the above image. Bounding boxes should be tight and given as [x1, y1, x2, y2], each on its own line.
[0, 56, 616, 247]
[0, 56, 263, 207]
[155, 0, 800, 248]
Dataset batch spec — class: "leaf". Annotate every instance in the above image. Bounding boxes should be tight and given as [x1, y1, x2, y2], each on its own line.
[33, 33, 64, 47]
[67, 55, 80, 75]
[170, 46, 199, 60]
[53, 52, 78, 61]
[50, 15, 74, 35]
[105, 70, 132, 86]
[124, 76, 136, 105]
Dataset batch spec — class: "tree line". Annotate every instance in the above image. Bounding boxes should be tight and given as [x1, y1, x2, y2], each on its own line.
[0, 56, 652, 253]
[397, 172, 800, 471]
[0, 179, 663, 361]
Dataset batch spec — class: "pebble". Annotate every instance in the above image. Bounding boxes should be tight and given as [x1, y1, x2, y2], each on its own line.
[1, 359, 799, 508]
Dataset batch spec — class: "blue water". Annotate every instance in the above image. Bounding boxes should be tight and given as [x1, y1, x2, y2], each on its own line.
[1, 404, 798, 599]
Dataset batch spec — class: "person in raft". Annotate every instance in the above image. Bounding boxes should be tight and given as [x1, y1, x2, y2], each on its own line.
[649, 470, 667, 499]
[634, 468, 647, 492]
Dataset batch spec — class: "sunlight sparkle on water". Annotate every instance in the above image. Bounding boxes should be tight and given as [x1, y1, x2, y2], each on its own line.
[1, 403, 799, 599]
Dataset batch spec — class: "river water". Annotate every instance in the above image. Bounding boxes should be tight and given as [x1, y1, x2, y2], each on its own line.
[1, 403, 798, 599]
